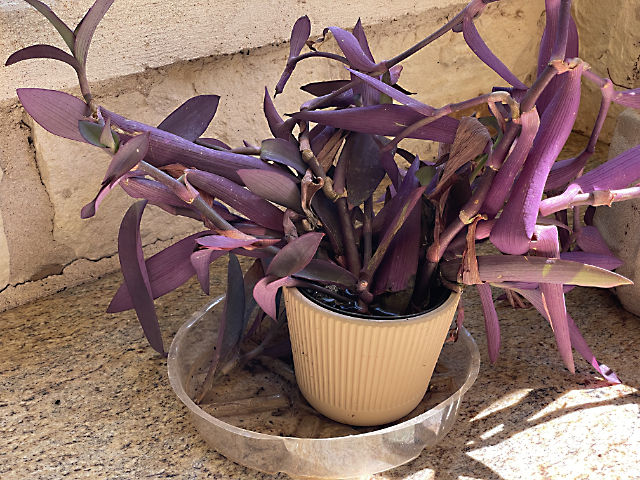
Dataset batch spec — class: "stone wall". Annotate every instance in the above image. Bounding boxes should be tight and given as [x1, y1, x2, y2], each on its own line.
[1, 0, 636, 309]
[573, 0, 640, 140]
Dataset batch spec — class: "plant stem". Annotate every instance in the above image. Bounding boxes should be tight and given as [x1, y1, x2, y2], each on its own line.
[301, 80, 359, 111]
[336, 198, 362, 277]
[550, 0, 573, 62]
[292, 51, 350, 67]
[383, 91, 518, 153]
[298, 122, 343, 201]
[545, 187, 640, 213]
[363, 198, 373, 265]
[137, 162, 247, 237]
[383, 0, 484, 70]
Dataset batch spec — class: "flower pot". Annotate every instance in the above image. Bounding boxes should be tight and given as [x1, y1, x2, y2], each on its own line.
[283, 287, 462, 426]
[168, 295, 479, 479]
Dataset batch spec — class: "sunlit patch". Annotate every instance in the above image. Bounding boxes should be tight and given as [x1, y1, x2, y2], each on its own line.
[479, 423, 505, 440]
[467, 402, 640, 480]
[471, 389, 533, 421]
[527, 384, 637, 422]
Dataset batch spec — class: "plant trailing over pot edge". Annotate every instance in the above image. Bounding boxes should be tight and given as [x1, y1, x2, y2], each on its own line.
[7, 0, 640, 395]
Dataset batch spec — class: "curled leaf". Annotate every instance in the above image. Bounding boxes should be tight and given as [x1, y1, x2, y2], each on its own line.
[117, 201, 164, 354]
[6, 44, 81, 71]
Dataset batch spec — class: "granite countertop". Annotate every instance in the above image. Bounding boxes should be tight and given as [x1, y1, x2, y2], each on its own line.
[1, 263, 639, 480]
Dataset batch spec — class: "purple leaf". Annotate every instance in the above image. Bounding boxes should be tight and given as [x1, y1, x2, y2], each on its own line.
[381, 150, 401, 190]
[347, 69, 435, 116]
[5, 44, 81, 71]
[74, 0, 114, 65]
[559, 251, 622, 271]
[434, 116, 490, 196]
[442, 255, 631, 287]
[372, 154, 421, 294]
[570, 143, 640, 193]
[530, 225, 574, 373]
[341, 133, 386, 206]
[462, 13, 527, 90]
[197, 235, 261, 250]
[157, 95, 220, 142]
[327, 27, 377, 71]
[514, 288, 619, 383]
[260, 138, 307, 174]
[294, 259, 357, 287]
[476, 283, 500, 363]
[574, 226, 613, 255]
[242, 259, 265, 322]
[253, 276, 301, 320]
[185, 169, 284, 231]
[294, 105, 459, 144]
[22, 0, 75, 50]
[116, 201, 164, 354]
[536, 0, 579, 114]
[367, 183, 427, 277]
[80, 176, 119, 219]
[219, 254, 246, 360]
[310, 125, 337, 156]
[544, 150, 589, 192]
[266, 232, 324, 278]
[119, 177, 188, 208]
[263, 87, 294, 139]
[103, 132, 149, 184]
[352, 18, 374, 62]
[196, 137, 231, 150]
[108, 231, 208, 313]
[565, 313, 620, 383]
[17, 88, 89, 143]
[372, 156, 421, 232]
[288, 16, 311, 61]
[613, 88, 640, 109]
[372, 201, 420, 294]
[311, 194, 344, 256]
[238, 169, 302, 212]
[483, 109, 540, 217]
[101, 108, 282, 184]
[190, 249, 216, 295]
[491, 64, 583, 254]
[275, 16, 311, 95]
[389, 65, 403, 85]
[301, 80, 351, 97]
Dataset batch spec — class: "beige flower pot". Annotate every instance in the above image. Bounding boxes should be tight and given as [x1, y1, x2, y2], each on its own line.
[283, 287, 461, 426]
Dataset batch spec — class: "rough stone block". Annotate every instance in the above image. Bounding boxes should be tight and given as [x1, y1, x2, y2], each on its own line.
[594, 109, 640, 316]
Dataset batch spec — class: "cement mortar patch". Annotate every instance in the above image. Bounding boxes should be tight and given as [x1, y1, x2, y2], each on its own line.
[0, 235, 194, 312]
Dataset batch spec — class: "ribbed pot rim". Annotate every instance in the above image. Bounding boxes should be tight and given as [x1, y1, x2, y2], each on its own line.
[288, 287, 460, 325]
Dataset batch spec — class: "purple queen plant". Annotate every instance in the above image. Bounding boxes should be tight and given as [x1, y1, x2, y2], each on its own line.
[7, 0, 640, 390]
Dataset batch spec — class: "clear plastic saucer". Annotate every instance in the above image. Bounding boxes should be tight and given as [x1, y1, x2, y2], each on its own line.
[167, 296, 480, 479]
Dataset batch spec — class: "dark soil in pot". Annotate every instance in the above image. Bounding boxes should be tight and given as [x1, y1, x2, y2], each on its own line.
[299, 283, 451, 319]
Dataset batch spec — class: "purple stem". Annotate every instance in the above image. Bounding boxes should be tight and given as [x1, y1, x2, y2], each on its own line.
[383, 0, 485, 70]
[363, 198, 373, 265]
[550, 0, 573, 62]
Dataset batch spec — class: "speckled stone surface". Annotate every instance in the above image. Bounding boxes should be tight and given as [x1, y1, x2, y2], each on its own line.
[1, 263, 639, 480]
